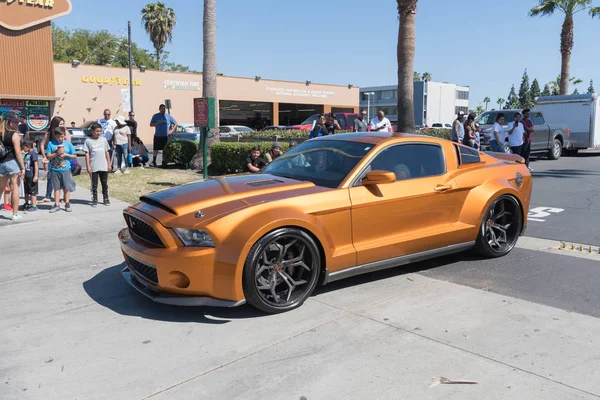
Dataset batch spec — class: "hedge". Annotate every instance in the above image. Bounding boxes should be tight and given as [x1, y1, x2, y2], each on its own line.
[415, 128, 451, 141]
[241, 129, 353, 140]
[210, 142, 291, 174]
[163, 139, 199, 168]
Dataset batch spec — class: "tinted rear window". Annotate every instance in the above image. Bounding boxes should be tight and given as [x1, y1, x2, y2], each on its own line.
[476, 111, 517, 125]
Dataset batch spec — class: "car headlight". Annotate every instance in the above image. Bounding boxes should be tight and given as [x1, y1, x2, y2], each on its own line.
[173, 228, 215, 247]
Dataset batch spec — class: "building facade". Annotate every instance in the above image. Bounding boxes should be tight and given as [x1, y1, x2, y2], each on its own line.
[360, 81, 470, 127]
[0, 0, 358, 145]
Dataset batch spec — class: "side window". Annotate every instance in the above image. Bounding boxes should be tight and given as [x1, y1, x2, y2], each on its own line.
[532, 112, 545, 125]
[367, 144, 446, 181]
[458, 145, 481, 165]
[219, 127, 231, 133]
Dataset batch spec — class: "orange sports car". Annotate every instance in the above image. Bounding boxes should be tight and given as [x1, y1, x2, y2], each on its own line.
[118, 132, 532, 313]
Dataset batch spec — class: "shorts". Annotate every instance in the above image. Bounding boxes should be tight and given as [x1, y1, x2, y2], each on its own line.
[0, 159, 20, 176]
[24, 176, 38, 196]
[153, 135, 169, 151]
[51, 170, 76, 192]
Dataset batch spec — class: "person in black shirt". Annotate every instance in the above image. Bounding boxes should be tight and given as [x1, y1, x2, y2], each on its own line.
[244, 146, 267, 173]
[325, 114, 341, 134]
[17, 115, 28, 137]
[126, 111, 138, 137]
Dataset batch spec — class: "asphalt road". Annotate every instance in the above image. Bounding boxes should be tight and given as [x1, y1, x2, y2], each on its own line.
[525, 150, 600, 246]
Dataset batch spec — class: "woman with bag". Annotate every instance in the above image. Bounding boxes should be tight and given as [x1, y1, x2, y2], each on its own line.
[0, 113, 26, 222]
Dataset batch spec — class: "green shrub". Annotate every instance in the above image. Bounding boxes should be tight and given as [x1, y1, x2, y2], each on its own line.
[415, 128, 451, 140]
[242, 129, 353, 140]
[163, 139, 199, 168]
[211, 142, 291, 174]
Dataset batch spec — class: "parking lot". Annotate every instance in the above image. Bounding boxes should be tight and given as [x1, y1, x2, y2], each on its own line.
[2, 150, 600, 399]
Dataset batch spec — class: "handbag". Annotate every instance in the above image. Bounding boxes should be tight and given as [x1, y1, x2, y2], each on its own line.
[70, 159, 82, 176]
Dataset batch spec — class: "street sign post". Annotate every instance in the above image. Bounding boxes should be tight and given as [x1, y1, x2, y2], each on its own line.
[193, 98, 216, 179]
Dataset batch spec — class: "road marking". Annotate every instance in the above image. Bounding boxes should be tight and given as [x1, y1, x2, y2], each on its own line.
[527, 207, 564, 223]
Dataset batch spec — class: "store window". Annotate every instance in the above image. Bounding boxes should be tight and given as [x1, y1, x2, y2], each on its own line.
[279, 103, 324, 126]
[219, 100, 272, 130]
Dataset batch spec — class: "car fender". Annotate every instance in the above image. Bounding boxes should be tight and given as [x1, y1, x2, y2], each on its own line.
[457, 178, 524, 231]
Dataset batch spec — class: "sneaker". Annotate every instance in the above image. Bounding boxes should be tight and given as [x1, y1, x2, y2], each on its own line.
[124, 169, 130, 174]
[103, 199, 111, 206]
[91, 200, 98, 208]
[49, 205, 61, 213]
[26, 206, 38, 212]
[65, 203, 72, 212]
[3, 204, 13, 212]
[23, 203, 31, 211]
[150, 161, 157, 168]
[11, 214, 23, 222]
[114, 170, 122, 175]
[139, 166, 145, 170]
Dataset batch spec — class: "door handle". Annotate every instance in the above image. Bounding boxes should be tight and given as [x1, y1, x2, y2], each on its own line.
[434, 184, 452, 192]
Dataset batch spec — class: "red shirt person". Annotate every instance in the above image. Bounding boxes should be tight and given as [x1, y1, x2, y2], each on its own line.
[520, 109, 535, 170]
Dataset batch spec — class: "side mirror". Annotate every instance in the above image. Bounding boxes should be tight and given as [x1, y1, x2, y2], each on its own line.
[362, 170, 396, 186]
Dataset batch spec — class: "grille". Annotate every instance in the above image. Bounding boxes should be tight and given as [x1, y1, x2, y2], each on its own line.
[126, 255, 159, 285]
[124, 213, 165, 248]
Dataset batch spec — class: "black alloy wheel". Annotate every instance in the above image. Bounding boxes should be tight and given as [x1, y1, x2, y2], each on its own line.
[243, 228, 321, 313]
[475, 195, 523, 258]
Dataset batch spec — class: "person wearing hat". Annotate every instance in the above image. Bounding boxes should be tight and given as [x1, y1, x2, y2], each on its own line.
[0, 112, 26, 222]
[474, 123, 481, 150]
[451, 111, 466, 142]
[264, 141, 283, 163]
[113, 115, 132, 174]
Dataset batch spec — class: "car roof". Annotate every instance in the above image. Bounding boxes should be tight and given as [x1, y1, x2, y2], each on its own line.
[311, 132, 430, 145]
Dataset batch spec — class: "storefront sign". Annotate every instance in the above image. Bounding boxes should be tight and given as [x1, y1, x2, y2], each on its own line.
[0, 0, 72, 31]
[165, 80, 200, 91]
[82, 76, 142, 86]
[25, 101, 50, 131]
[265, 87, 336, 99]
[0, 100, 25, 107]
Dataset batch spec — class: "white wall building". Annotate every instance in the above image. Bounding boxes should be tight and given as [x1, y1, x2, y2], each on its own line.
[360, 81, 470, 127]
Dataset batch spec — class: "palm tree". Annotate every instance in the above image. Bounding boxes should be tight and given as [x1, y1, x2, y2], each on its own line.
[529, 0, 600, 95]
[497, 98, 505, 110]
[484, 96, 491, 110]
[141, 2, 177, 70]
[397, 0, 418, 133]
[421, 72, 432, 82]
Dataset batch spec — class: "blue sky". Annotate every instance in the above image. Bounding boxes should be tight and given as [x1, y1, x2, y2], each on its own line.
[55, 0, 600, 109]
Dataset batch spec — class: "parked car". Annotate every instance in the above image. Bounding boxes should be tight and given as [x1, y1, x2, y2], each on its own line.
[475, 109, 569, 160]
[67, 127, 90, 155]
[219, 125, 255, 137]
[173, 123, 200, 143]
[286, 112, 359, 131]
[261, 125, 287, 131]
[534, 94, 600, 154]
[431, 123, 452, 129]
[119, 132, 531, 313]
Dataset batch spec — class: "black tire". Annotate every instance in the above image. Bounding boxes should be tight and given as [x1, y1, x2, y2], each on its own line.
[242, 228, 321, 313]
[474, 195, 523, 258]
[548, 138, 562, 160]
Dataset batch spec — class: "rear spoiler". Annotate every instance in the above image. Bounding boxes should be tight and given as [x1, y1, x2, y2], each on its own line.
[484, 152, 525, 164]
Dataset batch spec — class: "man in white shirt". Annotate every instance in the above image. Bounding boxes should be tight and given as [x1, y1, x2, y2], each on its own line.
[98, 109, 117, 169]
[370, 110, 392, 132]
[507, 112, 524, 155]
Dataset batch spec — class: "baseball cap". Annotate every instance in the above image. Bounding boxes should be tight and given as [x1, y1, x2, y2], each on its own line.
[4, 112, 19, 124]
[458, 111, 465, 116]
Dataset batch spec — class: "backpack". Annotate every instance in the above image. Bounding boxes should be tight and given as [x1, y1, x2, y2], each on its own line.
[0, 132, 12, 160]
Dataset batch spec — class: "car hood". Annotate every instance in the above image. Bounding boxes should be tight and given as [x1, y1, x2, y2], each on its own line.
[135, 174, 327, 227]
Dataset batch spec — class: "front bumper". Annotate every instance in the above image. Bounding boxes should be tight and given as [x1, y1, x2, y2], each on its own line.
[121, 267, 245, 307]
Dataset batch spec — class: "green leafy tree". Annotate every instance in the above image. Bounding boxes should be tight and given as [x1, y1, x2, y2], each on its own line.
[413, 71, 421, 82]
[542, 83, 552, 96]
[518, 69, 533, 108]
[530, 78, 542, 101]
[475, 105, 485, 115]
[529, 0, 600, 95]
[397, 0, 419, 133]
[483, 96, 491, 110]
[497, 98, 505, 109]
[421, 72, 432, 81]
[141, 2, 177, 70]
[587, 79, 595, 94]
[506, 85, 519, 109]
[573, 88, 580, 94]
[549, 74, 582, 95]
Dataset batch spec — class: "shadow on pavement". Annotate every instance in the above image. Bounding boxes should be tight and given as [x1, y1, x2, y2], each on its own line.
[83, 264, 266, 324]
[532, 169, 600, 179]
[315, 251, 483, 296]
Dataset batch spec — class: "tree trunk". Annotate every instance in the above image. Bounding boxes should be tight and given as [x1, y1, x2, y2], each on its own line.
[156, 50, 161, 71]
[397, 2, 417, 134]
[191, 0, 219, 171]
[559, 14, 574, 95]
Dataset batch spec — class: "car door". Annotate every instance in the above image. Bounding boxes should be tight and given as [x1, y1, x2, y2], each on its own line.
[531, 112, 549, 151]
[348, 142, 462, 266]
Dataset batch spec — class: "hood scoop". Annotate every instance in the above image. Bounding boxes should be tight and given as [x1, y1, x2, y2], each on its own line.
[246, 179, 284, 187]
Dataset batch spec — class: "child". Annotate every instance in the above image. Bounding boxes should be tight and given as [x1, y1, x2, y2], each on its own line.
[243, 146, 267, 173]
[84, 122, 111, 207]
[22, 141, 39, 212]
[45, 128, 77, 213]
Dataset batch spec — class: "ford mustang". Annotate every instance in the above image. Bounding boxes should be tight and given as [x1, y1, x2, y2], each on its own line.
[118, 132, 532, 313]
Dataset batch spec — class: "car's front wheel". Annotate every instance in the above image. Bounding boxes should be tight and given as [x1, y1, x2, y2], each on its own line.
[474, 195, 523, 258]
[242, 228, 321, 313]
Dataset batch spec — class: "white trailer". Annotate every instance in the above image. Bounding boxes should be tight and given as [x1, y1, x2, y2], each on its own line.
[535, 94, 600, 151]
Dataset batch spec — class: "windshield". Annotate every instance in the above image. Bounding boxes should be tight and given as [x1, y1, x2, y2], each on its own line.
[476, 111, 517, 126]
[300, 114, 319, 125]
[263, 140, 373, 188]
[235, 126, 253, 132]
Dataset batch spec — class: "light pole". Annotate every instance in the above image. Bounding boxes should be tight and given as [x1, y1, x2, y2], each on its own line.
[365, 92, 375, 125]
[128, 21, 134, 113]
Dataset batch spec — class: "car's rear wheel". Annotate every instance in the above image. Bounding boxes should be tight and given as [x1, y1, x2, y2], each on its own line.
[242, 228, 321, 313]
[474, 195, 523, 258]
[548, 138, 562, 160]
